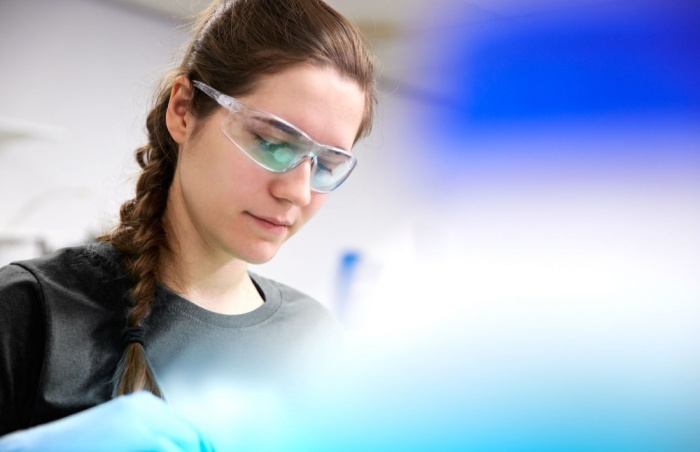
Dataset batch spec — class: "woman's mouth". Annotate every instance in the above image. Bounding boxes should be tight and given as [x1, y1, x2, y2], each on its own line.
[247, 213, 292, 234]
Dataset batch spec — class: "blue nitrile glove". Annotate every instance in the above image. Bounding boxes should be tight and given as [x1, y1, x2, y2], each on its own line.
[0, 391, 215, 452]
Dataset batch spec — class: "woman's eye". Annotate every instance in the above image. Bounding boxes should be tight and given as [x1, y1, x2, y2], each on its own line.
[256, 135, 289, 151]
[255, 135, 282, 150]
[255, 135, 297, 164]
[316, 161, 333, 175]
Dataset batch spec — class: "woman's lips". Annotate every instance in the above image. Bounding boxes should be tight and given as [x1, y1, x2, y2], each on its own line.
[247, 212, 292, 234]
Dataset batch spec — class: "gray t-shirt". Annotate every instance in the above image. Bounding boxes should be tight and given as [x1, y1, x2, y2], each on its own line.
[0, 242, 343, 434]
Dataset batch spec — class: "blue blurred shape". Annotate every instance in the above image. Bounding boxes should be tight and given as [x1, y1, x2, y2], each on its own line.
[432, 0, 700, 128]
[335, 250, 361, 324]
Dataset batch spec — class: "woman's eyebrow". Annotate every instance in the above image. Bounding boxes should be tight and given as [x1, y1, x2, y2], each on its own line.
[258, 115, 350, 152]
[260, 117, 304, 138]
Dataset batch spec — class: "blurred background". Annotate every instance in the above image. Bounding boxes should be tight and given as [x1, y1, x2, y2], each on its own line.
[1, 0, 699, 449]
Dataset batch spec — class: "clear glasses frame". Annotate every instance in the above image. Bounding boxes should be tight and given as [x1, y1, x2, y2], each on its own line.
[192, 80, 358, 193]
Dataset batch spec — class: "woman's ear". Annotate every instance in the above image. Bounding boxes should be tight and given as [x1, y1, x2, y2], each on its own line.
[166, 76, 194, 144]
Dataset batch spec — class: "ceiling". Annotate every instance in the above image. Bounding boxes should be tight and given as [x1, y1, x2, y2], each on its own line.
[99, 0, 625, 107]
[100, 0, 439, 97]
[102, 0, 433, 41]
[99, 0, 623, 64]
[101, 0, 620, 31]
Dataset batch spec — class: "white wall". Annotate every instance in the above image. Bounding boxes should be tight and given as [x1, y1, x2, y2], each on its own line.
[0, 0, 187, 260]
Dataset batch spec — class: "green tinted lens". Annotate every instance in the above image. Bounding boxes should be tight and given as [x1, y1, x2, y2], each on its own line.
[223, 112, 305, 171]
[256, 139, 298, 169]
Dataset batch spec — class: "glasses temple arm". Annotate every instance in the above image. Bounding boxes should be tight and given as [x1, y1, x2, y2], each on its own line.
[192, 80, 239, 110]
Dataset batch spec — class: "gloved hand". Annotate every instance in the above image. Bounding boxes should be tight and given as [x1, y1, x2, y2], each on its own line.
[0, 392, 215, 452]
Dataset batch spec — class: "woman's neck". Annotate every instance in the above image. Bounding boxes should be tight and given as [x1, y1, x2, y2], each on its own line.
[159, 183, 264, 315]
[158, 233, 264, 315]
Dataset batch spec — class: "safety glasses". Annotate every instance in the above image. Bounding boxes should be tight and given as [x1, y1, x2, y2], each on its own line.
[192, 80, 357, 193]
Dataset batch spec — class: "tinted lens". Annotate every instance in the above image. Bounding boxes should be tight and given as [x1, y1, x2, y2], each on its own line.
[223, 111, 306, 171]
[311, 148, 357, 192]
[222, 110, 355, 192]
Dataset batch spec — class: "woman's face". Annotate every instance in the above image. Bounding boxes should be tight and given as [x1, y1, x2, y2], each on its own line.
[166, 65, 366, 265]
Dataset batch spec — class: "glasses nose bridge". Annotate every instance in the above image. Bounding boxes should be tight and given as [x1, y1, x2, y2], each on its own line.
[281, 151, 317, 186]
[307, 153, 318, 174]
[297, 142, 322, 169]
[304, 140, 322, 157]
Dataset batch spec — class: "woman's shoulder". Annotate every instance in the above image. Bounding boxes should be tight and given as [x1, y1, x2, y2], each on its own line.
[7, 242, 124, 289]
[250, 273, 332, 315]
[249, 272, 344, 336]
[1, 241, 129, 312]
[10, 241, 123, 278]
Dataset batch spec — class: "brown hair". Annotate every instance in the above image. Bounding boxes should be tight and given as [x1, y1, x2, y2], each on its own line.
[100, 0, 377, 397]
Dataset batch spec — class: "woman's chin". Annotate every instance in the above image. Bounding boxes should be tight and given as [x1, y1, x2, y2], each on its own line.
[235, 245, 282, 266]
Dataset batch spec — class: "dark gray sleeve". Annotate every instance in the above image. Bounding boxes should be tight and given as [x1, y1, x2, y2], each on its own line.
[0, 264, 46, 435]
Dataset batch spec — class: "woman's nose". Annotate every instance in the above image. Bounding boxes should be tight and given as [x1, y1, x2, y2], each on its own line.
[269, 157, 313, 206]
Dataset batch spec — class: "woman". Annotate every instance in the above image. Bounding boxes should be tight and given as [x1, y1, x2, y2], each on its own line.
[0, 0, 376, 447]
